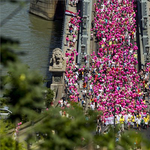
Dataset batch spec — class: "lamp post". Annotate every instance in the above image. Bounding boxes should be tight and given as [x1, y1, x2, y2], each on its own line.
[81, 44, 86, 63]
[145, 45, 150, 55]
[144, 16, 147, 28]
[142, 16, 148, 29]
[82, 15, 87, 29]
[145, 45, 150, 63]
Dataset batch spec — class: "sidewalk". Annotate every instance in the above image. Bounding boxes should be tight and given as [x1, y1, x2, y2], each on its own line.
[63, 3, 78, 63]
[90, 0, 98, 57]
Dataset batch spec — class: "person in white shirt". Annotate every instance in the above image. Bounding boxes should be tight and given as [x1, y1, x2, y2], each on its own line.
[128, 112, 132, 119]
[59, 99, 63, 107]
[116, 114, 120, 124]
[109, 116, 114, 125]
[72, 37, 76, 47]
[91, 103, 95, 110]
[136, 116, 141, 130]
[115, 115, 119, 125]
[105, 117, 109, 126]
[118, 0, 122, 4]
[89, 84, 93, 93]
[124, 112, 128, 122]
[128, 35, 131, 46]
[101, 4, 105, 12]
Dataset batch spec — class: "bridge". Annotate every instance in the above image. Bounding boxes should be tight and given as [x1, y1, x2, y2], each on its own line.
[29, 0, 66, 20]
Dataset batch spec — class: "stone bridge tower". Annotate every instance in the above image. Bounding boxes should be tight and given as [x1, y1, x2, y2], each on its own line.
[30, 0, 66, 20]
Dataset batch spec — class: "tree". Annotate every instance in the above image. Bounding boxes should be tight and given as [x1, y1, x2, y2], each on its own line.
[45, 88, 54, 108]
[0, 120, 25, 150]
[2, 63, 46, 122]
[33, 106, 96, 150]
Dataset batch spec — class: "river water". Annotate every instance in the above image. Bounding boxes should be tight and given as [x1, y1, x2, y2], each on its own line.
[0, 2, 63, 84]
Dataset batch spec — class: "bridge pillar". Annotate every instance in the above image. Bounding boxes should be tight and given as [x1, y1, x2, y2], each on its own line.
[49, 48, 66, 104]
[30, 0, 65, 20]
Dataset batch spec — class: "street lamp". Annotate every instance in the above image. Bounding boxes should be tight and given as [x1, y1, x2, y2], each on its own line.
[145, 45, 150, 55]
[145, 45, 150, 63]
[82, 15, 87, 29]
[141, 64, 144, 69]
[142, 16, 148, 29]
[81, 44, 86, 63]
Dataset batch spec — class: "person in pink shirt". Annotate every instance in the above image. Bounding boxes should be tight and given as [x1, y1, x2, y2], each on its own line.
[66, 35, 69, 46]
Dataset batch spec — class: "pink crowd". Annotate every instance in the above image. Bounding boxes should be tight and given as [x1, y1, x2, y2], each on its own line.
[61, 0, 150, 125]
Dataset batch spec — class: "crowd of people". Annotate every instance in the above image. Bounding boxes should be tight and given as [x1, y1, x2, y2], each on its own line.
[60, 0, 150, 132]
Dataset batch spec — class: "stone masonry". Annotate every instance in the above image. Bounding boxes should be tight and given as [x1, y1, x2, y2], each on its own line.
[29, 0, 65, 20]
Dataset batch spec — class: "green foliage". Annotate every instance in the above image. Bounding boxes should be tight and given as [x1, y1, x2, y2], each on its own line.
[94, 126, 116, 150]
[0, 97, 7, 106]
[0, 137, 23, 150]
[0, 36, 20, 66]
[33, 106, 97, 150]
[94, 126, 150, 150]
[118, 130, 137, 150]
[2, 62, 45, 122]
[45, 88, 54, 108]
[1, 35, 45, 123]
[0, 120, 25, 150]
